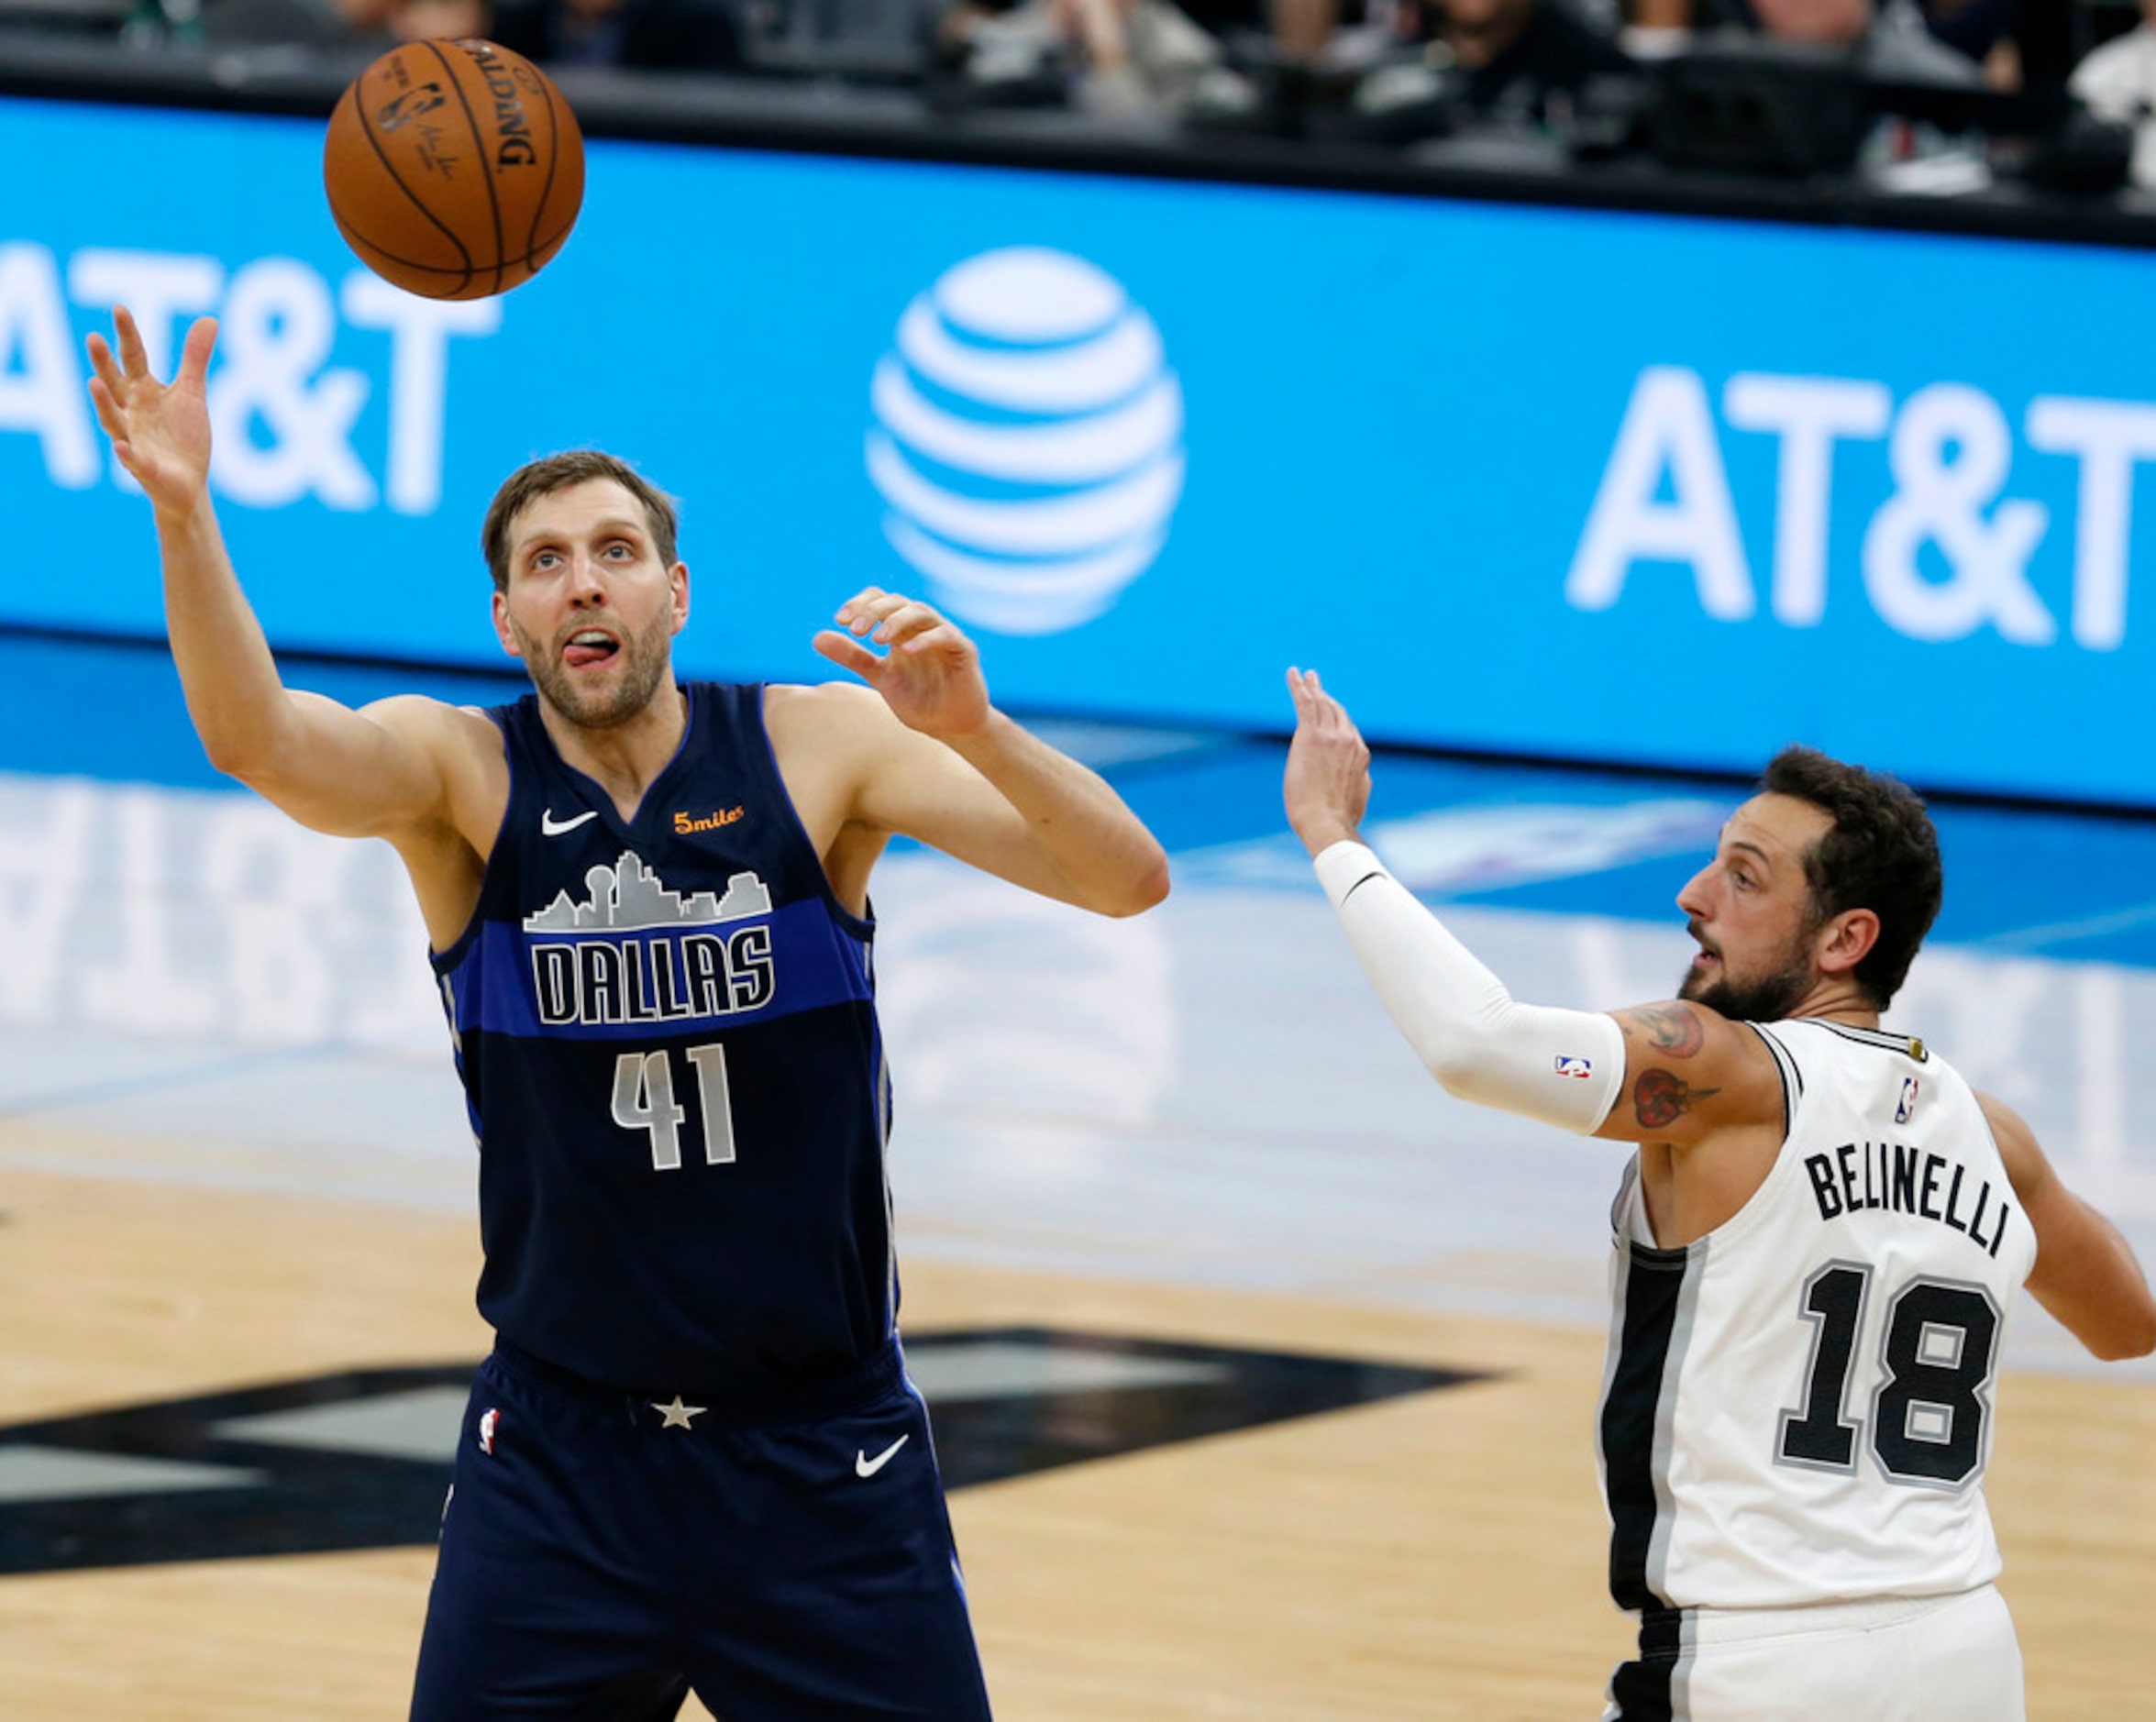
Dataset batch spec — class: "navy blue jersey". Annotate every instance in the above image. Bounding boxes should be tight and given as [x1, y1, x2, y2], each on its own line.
[432, 683, 893, 1399]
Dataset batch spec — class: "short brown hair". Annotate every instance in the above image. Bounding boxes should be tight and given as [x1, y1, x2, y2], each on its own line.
[481, 451, 680, 591]
[1761, 745, 1943, 1009]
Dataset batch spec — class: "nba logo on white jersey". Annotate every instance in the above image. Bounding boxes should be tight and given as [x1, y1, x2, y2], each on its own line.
[1896, 1076, 1920, 1124]
[1555, 1054, 1595, 1079]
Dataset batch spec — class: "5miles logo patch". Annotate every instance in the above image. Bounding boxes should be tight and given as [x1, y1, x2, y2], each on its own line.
[674, 807, 745, 835]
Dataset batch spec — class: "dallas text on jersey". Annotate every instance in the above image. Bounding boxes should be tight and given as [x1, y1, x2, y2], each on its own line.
[530, 925, 776, 1027]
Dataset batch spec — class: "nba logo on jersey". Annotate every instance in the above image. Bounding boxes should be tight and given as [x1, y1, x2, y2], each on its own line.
[1555, 1055, 1594, 1079]
[1896, 1076, 1920, 1125]
[479, 1407, 499, 1455]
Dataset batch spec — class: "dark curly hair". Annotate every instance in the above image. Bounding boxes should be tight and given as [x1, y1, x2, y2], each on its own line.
[1761, 745, 1942, 1009]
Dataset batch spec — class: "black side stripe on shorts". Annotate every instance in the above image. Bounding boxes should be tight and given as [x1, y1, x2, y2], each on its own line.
[1608, 1607, 1689, 1722]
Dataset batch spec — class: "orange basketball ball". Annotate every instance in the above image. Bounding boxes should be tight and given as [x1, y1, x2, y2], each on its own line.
[324, 39, 584, 301]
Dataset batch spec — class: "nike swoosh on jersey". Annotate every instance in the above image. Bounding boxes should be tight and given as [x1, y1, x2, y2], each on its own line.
[541, 809, 600, 836]
[855, 1433, 910, 1478]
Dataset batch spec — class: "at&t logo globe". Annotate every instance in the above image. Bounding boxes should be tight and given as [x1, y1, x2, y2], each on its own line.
[866, 248, 1185, 635]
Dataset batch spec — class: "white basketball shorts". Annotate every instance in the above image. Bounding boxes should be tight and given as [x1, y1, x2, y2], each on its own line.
[1600, 1584, 2024, 1722]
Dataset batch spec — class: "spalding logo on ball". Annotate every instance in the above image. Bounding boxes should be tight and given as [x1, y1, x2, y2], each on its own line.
[325, 39, 584, 301]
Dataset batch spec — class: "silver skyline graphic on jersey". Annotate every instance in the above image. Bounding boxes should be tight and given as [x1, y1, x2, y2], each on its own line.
[523, 853, 773, 934]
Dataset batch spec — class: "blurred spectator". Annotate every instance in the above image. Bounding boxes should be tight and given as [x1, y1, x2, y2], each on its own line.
[1747, 0, 1980, 83]
[1349, 0, 1631, 137]
[171, 0, 488, 51]
[1151, 0, 1425, 77]
[1922, 0, 2011, 66]
[2070, 0, 2156, 187]
[337, 0, 489, 39]
[943, 0, 1241, 118]
[386, 0, 489, 33]
[491, 0, 743, 68]
[1420, 0, 1631, 115]
[1637, 0, 2011, 81]
[1746, 0, 1985, 184]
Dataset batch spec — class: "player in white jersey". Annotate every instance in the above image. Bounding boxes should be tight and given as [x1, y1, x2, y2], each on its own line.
[1279, 668, 2156, 1722]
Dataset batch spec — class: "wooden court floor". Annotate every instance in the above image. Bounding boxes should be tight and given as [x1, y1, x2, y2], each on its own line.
[1, 1135, 2150, 1720]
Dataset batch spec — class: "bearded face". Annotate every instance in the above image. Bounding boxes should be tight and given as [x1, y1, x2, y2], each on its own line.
[493, 477, 684, 731]
[1677, 915, 1818, 1024]
[510, 600, 674, 730]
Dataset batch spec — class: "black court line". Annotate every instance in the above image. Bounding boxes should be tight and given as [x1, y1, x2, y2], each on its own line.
[0, 1328, 1487, 1574]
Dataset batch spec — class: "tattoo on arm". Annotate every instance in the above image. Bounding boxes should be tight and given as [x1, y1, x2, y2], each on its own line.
[1633, 1066, 1720, 1132]
[1633, 1003, 1706, 1058]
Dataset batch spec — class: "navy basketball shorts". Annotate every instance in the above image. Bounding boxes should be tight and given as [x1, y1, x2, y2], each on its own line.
[408, 1339, 993, 1721]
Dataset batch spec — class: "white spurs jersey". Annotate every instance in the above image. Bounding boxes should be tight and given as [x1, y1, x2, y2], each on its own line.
[1597, 1019, 2037, 1615]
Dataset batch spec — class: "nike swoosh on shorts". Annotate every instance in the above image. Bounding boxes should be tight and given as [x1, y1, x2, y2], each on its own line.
[856, 1434, 910, 1478]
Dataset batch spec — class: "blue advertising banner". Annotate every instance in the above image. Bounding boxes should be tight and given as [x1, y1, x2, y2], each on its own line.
[7, 93, 2156, 803]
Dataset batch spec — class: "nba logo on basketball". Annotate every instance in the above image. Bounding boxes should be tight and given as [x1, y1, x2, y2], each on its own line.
[1896, 1077, 1919, 1125]
[374, 83, 447, 132]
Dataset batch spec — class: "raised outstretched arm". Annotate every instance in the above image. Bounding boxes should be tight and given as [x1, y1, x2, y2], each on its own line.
[85, 307, 467, 843]
[1284, 667, 1782, 1142]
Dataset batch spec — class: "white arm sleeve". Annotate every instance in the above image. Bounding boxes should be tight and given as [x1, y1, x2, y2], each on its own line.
[1314, 841, 1625, 1136]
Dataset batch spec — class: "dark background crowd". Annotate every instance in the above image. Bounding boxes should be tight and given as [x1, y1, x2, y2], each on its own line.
[6, 0, 2153, 198]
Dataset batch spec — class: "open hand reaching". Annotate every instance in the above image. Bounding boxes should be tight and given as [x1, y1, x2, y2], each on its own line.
[1283, 666, 1372, 857]
[813, 588, 991, 739]
[84, 307, 218, 515]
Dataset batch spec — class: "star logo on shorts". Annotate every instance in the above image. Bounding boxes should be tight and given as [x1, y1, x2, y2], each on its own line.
[651, 1396, 705, 1430]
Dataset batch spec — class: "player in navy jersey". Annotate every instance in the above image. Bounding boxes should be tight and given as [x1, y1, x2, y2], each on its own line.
[88, 309, 1168, 1721]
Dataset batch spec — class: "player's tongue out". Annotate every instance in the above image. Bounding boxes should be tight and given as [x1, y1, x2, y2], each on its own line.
[563, 630, 617, 668]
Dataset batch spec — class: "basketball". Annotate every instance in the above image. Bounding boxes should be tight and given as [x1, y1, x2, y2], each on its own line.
[324, 39, 583, 301]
